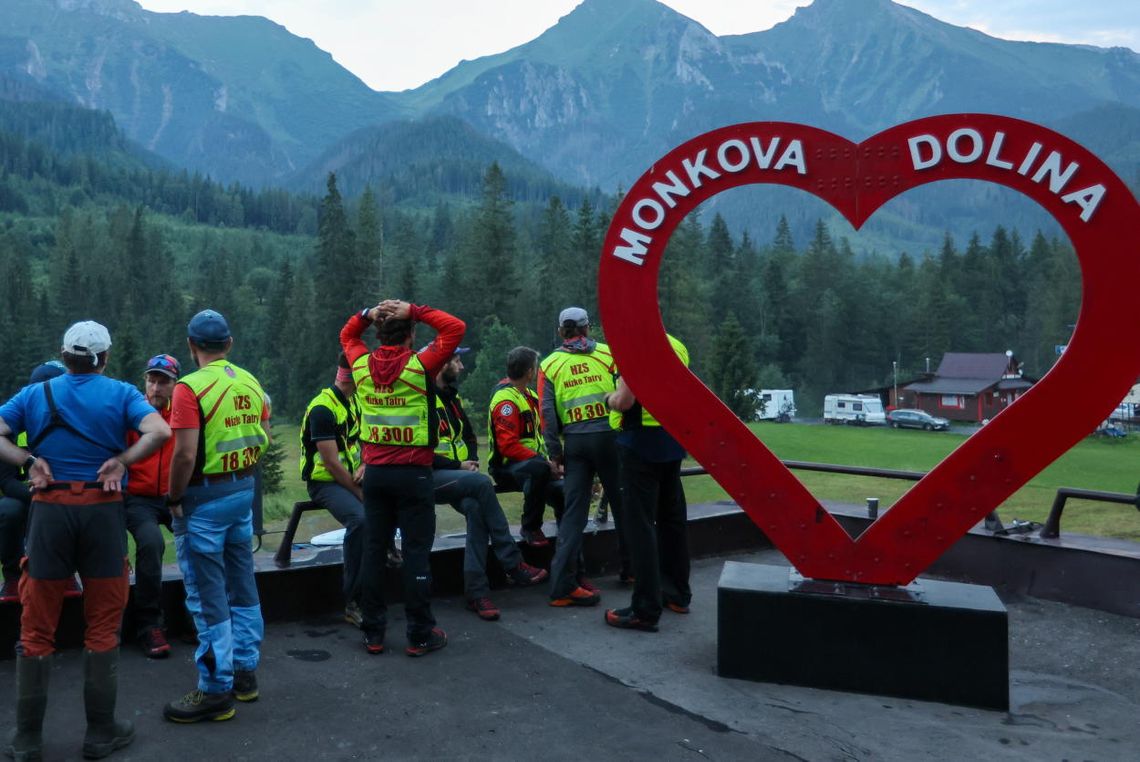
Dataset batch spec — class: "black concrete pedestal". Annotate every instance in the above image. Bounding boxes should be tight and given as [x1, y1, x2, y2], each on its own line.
[717, 562, 1009, 710]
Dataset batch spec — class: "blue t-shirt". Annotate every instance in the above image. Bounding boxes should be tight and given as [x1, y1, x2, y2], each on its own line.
[0, 375, 156, 482]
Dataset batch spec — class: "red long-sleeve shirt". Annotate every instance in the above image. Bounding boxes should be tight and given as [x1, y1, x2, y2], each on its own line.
[340, 305, 465, 466]
[490, 380, 543, 462]
[126, 404, 173, 497]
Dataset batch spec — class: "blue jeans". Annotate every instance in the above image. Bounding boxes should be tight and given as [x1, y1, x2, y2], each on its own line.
[173, 475, 264, 694]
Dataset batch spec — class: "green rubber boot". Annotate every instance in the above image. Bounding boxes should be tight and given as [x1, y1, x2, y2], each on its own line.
[81, 649, 134, 760]
[6, 654, 50, 762]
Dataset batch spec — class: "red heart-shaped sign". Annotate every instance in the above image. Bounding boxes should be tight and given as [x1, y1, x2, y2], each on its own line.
[599, 114, 1140, 585]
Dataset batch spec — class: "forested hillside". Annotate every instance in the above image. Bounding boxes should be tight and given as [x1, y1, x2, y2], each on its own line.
[0, 91, 1080, 423]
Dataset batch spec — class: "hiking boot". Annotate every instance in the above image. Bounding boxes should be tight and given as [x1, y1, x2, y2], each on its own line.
[0, 578, 19, 604]
[63, 575, 83, 598]
[577, 577, 600, 595]
[163, 689, 235, 723]
[232, 670, 258, 703]
[344, 602, 364, 629]
[405, 627, 447, 657]
[665, 601, 690, 615]
[549, 586, 600, 607]
[362, 629, 385, 655]
[466, 597, 501, 621]
[506, 562, 548, 586]
[605, 607, 659, 632]
[520, 528, 550, 548]
[139, 627, 171, 659]
[82, 649, 134, 759]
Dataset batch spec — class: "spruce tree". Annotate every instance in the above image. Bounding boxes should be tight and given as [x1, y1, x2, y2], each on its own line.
[463, 317, 522, 432]
[570, 197, 600, 317]
[707, 313, 759, 420]
[356, 185, 382, 298]
[260, 436, 286, 495]
[466, 163, 519, 338]
[535, 196, 573, 348]
[315, 173, 356, 348]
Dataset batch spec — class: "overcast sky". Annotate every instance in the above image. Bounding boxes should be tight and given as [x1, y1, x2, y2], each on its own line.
[135, 0, 1140, 92]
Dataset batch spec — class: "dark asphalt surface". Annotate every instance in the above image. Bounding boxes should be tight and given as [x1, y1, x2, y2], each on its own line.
[2, 549, 1137, 761]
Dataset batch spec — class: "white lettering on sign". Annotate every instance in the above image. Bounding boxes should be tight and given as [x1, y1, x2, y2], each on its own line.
[682, 149, 721, 188]
[613, 227, 653, 265]
[610, 134, 811, 266]
[985, 132, 1015, 170]
[750, 137, 781, 169]
[652, 170, 690, 209]
[1017, 143, 1042, 175]
[632, 198, 665, 230]
[717, 139, 751, 173]
[947, 128, 984, 163]
[907, 130, 1106, 222]
[774, 140, 806, 174]
[908, 135, 941, 170]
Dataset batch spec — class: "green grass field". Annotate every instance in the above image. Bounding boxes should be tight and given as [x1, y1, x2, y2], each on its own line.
[252, 421, 1140, 550]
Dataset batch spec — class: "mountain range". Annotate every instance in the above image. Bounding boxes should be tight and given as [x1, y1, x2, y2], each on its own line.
[2, 0, 1138, 248]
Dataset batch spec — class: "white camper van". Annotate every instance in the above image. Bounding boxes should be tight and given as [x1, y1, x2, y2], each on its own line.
[823, 394, 886, 425]
[755, 389, 796, 422]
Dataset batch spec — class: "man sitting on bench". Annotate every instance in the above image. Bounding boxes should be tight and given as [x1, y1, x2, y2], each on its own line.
[428, 346, 547, 621]
[299, 353, 400, 629]
[488, 347, 565, 548]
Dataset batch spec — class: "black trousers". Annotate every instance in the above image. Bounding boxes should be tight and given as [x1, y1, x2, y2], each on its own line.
[501, 457, 565, 532]
[619, 446, 690, 620]
[0, 496, 25, 581]
[123, 494, 170, 632]
[360, 464, 436, 642]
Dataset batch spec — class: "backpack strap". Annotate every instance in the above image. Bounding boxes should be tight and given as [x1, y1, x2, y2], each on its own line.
[26, 379, 120, 456]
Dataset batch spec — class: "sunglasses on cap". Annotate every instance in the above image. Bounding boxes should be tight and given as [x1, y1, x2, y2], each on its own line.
[145, 354, 181, 378]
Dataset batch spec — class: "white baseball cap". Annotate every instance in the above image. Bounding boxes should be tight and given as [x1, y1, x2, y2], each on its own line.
[61, 321, 112, 366]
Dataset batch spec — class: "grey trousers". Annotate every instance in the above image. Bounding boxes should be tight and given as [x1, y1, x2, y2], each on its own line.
[549, 430, 627, 599]
[306, 481, 367, 605]
[433, 469, 522, 598]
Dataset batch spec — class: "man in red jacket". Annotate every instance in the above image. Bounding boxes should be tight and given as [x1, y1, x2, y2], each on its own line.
[124, 354, 180, 659]
[487, 347, 564, 542]
[340, 299, 464, 657]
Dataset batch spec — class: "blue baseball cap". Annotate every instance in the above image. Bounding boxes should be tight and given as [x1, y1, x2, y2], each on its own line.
[419, 344, 470, 356]
[187, 310, 232, 344]
[29, 360, 66, 384]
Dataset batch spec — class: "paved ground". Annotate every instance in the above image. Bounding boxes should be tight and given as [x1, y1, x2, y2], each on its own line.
[2, 549, 1137, 761]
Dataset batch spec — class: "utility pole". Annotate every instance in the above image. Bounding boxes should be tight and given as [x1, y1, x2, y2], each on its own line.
[892, 360, 898, 407]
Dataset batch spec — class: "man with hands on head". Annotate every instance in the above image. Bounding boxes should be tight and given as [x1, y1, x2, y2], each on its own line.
[341, 298, 464, 657]
[0, 321, 170, 761]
